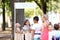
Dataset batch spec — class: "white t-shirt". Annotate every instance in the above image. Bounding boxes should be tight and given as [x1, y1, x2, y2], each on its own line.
[23, 25, 30, 32]
[31, 23, 42, 38]
[49, 30, 60, 40]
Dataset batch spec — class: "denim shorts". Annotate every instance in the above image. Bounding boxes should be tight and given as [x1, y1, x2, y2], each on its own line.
[52, 37, 60, 40]
[34, 33, 41, 40]
[34, 38, 40, 40]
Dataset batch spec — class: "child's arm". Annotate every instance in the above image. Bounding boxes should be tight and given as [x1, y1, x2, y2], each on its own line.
[30, 25, 35, 40]
[40, 24, 44, 32]
[31, 29, 35, 40]
[53, 36, 56, 40]
[16, 28, 20, 33]
[30, 29, 35, 40]
[29, 28, 31, 33]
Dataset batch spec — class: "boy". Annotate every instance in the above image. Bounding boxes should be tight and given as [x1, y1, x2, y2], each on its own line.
[31, 16, 42, 40]
[49, 24, 60, 40]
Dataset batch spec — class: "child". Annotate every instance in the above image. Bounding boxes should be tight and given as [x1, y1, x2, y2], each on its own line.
[31, 16, 41, 40]
[15, 23, 21, 33]
[41, 15, 49, 40]
[23, 19, 30, 33]
[51, 24, 60, 40]
[23, 19, 31, 40]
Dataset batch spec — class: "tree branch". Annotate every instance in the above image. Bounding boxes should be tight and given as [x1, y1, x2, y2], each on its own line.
[34, 0, 41, 9]
[41, 0, 47, 14]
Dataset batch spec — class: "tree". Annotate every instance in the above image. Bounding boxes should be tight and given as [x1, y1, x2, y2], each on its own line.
[25, 8, 34, 18]
[10, 0, 14, 40]
[26, 0, 60, 14]
[26, 0, 47, 14]
[2, 0, 5, 31]
[25, 5, 43, 18]
[1, 0, 11, 31]
[5, 0, 12, 17]
[34, 0, 46, 14]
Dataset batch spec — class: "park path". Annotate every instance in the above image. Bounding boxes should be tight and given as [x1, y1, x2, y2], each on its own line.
[0, 33, 11, 40]
[0, 28, 12, 40]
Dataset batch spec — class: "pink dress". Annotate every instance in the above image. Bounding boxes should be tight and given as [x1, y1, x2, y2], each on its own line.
[41, 26, 48, 40]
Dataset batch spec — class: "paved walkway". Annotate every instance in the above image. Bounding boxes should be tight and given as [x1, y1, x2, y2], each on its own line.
[0, 34, 11, 40]
[0, 28, 12, 40]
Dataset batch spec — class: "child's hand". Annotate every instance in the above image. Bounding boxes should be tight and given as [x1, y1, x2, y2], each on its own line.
[53, 36, 56, 40]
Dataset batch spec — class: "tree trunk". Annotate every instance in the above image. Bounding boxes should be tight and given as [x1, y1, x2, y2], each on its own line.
[10, 0, 14, 40]
[41, 0, 47, 14]
[35, 0, 47, 14]
[2, 0, 5, 31]
[42, 2, 46, 14]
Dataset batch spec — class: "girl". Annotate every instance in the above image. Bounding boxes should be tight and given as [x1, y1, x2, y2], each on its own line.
[41, 15, 49, 40]
[23, 19, 31, 40]
[23, 19, 30, 33]
[15, 23, 21, 33]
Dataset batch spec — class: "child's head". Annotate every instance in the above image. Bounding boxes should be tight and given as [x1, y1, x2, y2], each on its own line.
[24, 19, 30, 26]
[42, 15, 48, 22]
[33, 16, 39, 23]
[54, 24, 59, 30]
[15, 23, 21, 28]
